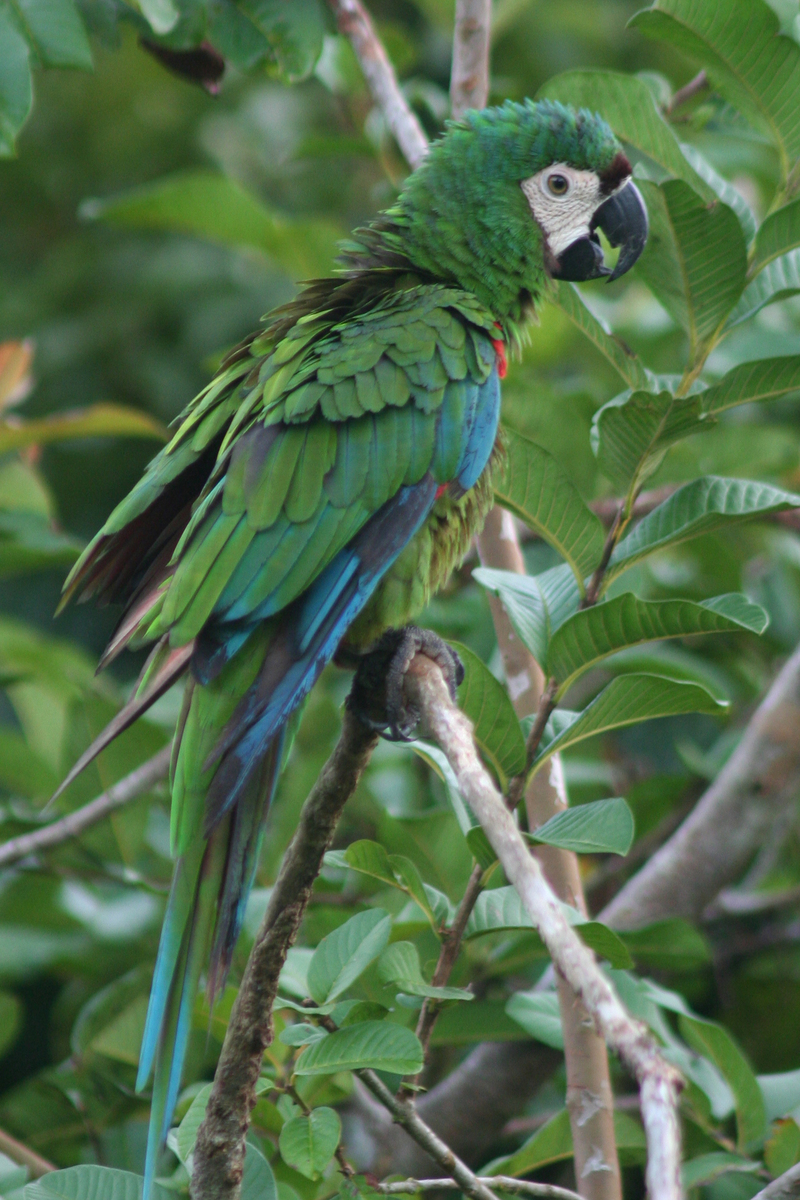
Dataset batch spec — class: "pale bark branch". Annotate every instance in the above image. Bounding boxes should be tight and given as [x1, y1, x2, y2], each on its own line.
[0, 745, 170, 868]
[326, 0, 428, 169]
[477, 505, 622, 1200]
[403, 656, 684, 1200]
[376, 1178, 581, 1200]
[752, 1163, 800, 1200]
[601, 640, 800, 930]
[191, 709, 378, 1200]
[450, 0, 491, 117]
[0, 1126, 56, 1179]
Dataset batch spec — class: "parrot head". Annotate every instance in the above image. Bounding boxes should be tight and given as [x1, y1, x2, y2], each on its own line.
[372, 98, 648, 328]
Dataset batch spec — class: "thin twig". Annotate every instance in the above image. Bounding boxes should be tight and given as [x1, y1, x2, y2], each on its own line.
[583, 506, 624, 608]
[375, 1178, 581, 1200]
[0, 1126, 56, 1179]
[358, 1069, 499, 1200]
[404, 656, 684, 1200]
[0, 745, 171, 868]
[191, 708, 378, 1200]
[751, 1162, 800, 1200]
[327, 0, 428, 169]
[666, 69, 708, 115]
[409, 860, 484, 1075]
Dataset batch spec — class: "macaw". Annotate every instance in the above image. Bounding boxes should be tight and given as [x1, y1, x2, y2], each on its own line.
[58, 98, 647, 1190]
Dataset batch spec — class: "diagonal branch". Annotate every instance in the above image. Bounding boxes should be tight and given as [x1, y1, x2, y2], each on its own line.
[403, 655, 684, 1200]
[327, 0, 428, 169]
[191, 709, 378, 1200]
[0, 745, 171, 868]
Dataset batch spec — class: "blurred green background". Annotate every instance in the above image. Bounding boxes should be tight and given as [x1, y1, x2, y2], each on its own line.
[3, 0, 800, 1191]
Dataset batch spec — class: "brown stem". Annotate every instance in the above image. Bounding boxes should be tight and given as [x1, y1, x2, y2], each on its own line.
[0, 745, 170, 868]
[191, 708, 378, 1200]
[751, 1161, 800, 1200]
[582, 506, 624, 608]
[0, 1126, 56, 1179]
[407, 860, 484, 1079]
[666, 69, 708, 115]
[358, 1069, 499, 1200]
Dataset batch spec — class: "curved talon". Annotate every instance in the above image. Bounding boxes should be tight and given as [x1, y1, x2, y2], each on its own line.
[347, 626, 464, 741]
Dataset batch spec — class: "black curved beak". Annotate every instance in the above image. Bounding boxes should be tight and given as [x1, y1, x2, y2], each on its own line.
[555, 180, 648, 283]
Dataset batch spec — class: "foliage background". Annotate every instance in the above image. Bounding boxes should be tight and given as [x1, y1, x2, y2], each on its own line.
[4, 1, 800, 1197]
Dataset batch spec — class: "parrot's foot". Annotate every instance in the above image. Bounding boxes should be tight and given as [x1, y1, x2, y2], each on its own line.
[347, 626, 464, 742]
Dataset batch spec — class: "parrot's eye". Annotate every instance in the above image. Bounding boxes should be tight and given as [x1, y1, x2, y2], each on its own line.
[547, 173, 570, 196]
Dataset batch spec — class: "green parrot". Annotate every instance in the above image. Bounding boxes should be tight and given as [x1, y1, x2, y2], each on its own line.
[57, 98, 647, 1192]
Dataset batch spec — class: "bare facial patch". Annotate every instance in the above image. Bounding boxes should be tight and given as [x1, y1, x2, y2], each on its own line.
[521, 164, 615, 258]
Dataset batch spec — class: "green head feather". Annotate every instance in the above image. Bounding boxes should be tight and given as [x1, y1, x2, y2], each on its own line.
[350, 100, 624, 331]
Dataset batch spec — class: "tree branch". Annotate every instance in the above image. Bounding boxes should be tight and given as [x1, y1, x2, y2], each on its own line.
[0, 745, 170, 868]
[477, 504, 622, 1199]
[0, 1126, 55, 1179]
[450, 0, 491, 117]
[326, 0, 428, 169]
[403, 656, 684, 1200]
[375, 1177, 581, 1200]
[601, 640, 800, 930]
[751, 1163, 800, 1200]
[358, 1069, 500, 1200]
[191, 708, 378, 1200]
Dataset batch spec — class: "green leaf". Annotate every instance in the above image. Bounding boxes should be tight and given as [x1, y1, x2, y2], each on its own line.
[452, 641, 526, 786]
[622, 918, 712, 971]
[0, 404, 167, 452]
[531, 797, 635, 856]
[294, 1020, 424, 1076]
[702, 355, 800, 413]
[0, 512, 84, 578]
[635, 180, 747, 360]
[681, 1153, 760, 1189]
[753, 198, 800, 272]
[81, 171, 340, 280]
[430, 1000, 531, 1045]
[759, 1068, 800, 1121]
[726, 249, 800, 327]
[387, 855, 438, 928]
[493, 430, 604, 587]
[89, 994, 149, 1066]
[631, 0, 800, 180]
[324, 840, 397, 889]
[472, 563, 580, 667]
[553, 281, 651, 390]
[680, 1015, 767, 1150]
[607, 476, 800, 582]
[0, 990, 21, 1058]
[486, 1109, 573, 1176]
[237, 0, 325, 81]
[532, 674, 726, 772]
[0, 7, 31, 157]
[592, 388, 710, 493]
[23, 1165, 173, 1199]
[279, 1024, 328, 1046]
[205, 3, 274, 71]
[464, 887, 632, 967]
[506, 991, 563, 1049]
[546, 592, 767, 693]
[7, 0, 92, 68]
[538, 69, 715, 201]
[241, 1145, 279, 1200]
[765, 1118, 800, 1177]
[678, 141, 757, 243]
[279, 1108, 341, 1180]
[485, 1108, 645, 1178]
[377, 942, 473, 1000]
[306, 910, 392, 1004]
